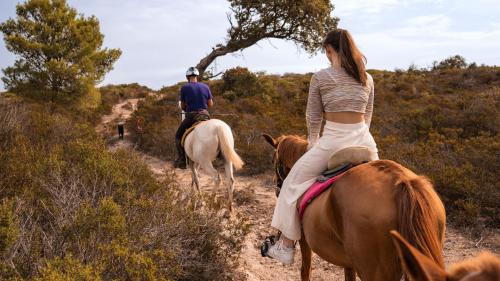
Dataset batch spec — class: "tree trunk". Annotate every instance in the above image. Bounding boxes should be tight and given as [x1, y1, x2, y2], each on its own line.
[195, 38, 259, 78]
[195, 46, 231, 78]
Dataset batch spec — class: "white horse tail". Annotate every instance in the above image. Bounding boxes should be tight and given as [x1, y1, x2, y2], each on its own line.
[216, 123, 244, 170]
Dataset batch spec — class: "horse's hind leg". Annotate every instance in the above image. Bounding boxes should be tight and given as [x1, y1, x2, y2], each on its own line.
[189, 160, 201, 193]
[344, 227, 401, 281]
[199, 162, 220, 194]
[224, 161, 235, 212]
[299, 237, 312, 281]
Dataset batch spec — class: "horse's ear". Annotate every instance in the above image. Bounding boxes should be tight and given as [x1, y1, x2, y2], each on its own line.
[262, 133, 277, 148]
[390, 231, 446, 281]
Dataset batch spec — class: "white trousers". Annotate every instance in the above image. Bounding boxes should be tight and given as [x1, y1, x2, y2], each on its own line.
[271, 121, 379, 240]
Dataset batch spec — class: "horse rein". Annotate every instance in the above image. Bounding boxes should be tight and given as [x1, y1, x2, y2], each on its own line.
[273, 148, 289, 197]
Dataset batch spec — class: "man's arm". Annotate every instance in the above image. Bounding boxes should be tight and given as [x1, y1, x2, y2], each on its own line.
[180, 86, 187, 111]
[207, 85, 214, 108]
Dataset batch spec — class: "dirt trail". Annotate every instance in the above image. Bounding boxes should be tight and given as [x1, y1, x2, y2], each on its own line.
[98, 98, 498, 281]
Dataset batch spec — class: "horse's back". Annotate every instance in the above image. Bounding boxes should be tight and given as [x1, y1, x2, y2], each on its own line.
[335, 160, 444, 248]
[302, 161, 400, 266]
[190, 119, 231, 137]
[302, 159, 445, 280]
[184, 119, 236, 163]
[185, 119, 219, 159]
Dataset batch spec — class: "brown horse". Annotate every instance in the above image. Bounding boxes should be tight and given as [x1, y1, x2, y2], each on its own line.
[263, 134, 447, 281]
[391, 230, 500, 281]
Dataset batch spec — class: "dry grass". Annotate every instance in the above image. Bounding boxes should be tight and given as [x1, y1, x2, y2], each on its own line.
[132, 65, 499, 229]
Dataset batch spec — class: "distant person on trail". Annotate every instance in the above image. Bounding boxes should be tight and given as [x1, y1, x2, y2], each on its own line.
[174, 67, 213, 169]
[117, 115, 125, 140]
[265, 29, 379, 265]
[117, 123, 124, 140]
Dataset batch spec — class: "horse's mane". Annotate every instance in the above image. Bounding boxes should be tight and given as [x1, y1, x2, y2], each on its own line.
[448, 252, 500, 280]
[276, 135, 308, 168]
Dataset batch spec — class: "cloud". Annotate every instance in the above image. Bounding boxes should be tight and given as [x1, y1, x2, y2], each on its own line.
[334, 0, 399, 15]
[355, 13, 500, 69]
[1, 0, 500, 90]
[333, 0, 446, 15]
[405, 14, 450, 31]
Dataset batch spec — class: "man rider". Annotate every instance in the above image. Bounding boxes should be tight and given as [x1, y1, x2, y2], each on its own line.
[174, 67, 213, 169]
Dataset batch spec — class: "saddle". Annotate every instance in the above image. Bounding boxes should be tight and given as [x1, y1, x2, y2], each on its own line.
[180, 121, 204, 147]
[298, 146, 377, 219]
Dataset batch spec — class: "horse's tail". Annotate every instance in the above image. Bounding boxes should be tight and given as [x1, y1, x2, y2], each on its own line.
[216, 124, 244, 170]
[395, 176, 445, 269]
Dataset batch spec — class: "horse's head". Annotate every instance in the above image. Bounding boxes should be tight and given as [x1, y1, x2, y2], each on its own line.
[262, 133, 308, 197]
[390, 230, 500, 281]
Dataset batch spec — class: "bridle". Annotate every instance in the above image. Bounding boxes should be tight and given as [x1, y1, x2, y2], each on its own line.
[272, 148, 289, 197]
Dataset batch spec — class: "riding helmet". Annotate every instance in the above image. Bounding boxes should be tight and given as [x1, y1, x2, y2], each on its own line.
[185, 67, 199, 77]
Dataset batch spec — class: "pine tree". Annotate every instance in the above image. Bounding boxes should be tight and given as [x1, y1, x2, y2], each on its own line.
[0, 0, 121, 103]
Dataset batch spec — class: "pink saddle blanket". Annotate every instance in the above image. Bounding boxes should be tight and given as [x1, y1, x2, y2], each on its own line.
[298, 172, 345, 219]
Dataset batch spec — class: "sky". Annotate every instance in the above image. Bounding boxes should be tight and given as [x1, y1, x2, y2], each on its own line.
[1, 0, 500, 90]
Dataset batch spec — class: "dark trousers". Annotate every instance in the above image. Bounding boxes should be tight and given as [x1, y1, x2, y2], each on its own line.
[118, 124, 124, 140]
[175, 112, 209, 161]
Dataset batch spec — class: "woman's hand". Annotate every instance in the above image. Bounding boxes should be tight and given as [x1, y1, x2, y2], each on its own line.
[307, 139, 317, 151]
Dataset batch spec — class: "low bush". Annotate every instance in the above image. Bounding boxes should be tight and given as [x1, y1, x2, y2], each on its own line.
[0, 100, 248, 280]
[131, 64, 499, 228]
[98, 83, 153, 116]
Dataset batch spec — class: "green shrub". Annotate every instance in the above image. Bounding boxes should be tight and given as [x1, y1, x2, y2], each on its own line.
[0, 100, 248, 280]
[98, 83, 153, 116]
[432, 55, 468, 70]
[35, 256, 101, 281]
[132, 65, 500, 228]
[0, 199, 18, 255]
[222, 67, 261, 100]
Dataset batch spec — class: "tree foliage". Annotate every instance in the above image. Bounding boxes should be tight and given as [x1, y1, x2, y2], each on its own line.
[196, 0, 337, 76]
[432, 55, 468, 70]
[0, 0, 121, 103]
[222, 67, 261, 100]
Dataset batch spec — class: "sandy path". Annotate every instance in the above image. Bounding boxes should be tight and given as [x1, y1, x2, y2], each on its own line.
[96, 98, 140, 133]
[98, 98, 499, 281]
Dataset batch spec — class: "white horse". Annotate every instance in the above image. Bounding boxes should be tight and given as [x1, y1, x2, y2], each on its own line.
[183, 119, 244, 211]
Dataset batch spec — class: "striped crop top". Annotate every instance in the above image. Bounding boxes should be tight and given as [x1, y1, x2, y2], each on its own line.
[306, 66, 374, 145]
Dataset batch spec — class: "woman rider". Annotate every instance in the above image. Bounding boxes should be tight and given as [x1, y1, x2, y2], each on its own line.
[174, 67, 214, 169]
[266, 29, 379, 264]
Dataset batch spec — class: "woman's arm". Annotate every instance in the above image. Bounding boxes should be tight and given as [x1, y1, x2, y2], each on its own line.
[365, 77, 374, 128]
[306, 74, 323, 148]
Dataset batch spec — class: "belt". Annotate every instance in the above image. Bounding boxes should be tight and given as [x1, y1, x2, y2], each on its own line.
[187, 110, 209, 115]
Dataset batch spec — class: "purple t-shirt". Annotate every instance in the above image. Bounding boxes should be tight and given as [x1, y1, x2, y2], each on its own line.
[180, 82, 213, 112]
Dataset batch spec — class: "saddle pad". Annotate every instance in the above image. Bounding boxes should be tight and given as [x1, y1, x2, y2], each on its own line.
[180, 121, 203, 147]
[298, 172, 345, 219]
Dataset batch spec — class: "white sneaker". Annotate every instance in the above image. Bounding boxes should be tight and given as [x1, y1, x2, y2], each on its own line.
[266, 239, 295, 265]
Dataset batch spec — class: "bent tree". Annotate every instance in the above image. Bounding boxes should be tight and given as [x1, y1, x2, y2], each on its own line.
[0, 0, 121, 103]
[196, 0, 338, 77]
